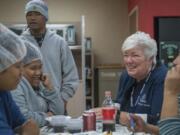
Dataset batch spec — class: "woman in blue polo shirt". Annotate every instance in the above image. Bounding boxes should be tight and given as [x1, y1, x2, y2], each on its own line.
[116, 31, 167, 125]
[125, 52, 180, 135]
[0, 24, 39, 135]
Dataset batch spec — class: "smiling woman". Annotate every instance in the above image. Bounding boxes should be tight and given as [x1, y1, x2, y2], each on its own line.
[123, 46, 153, 81]
[11, 40, 64, 127]
[23, 60, 43, 88]
[22, 40, 43, 89]
[115, 31, 168, 125]
[123, 53, 180, 135]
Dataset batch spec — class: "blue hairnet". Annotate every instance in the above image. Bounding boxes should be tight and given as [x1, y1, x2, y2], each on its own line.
[22, 40, 43, 65]
[0, 23, 26, 73]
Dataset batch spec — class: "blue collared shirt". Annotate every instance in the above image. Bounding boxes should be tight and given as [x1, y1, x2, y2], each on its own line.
[116, 63, 167, 125]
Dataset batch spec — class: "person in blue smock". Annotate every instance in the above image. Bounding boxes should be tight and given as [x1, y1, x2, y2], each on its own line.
[0, 23, 39, 135]
[116, 31, 167, 125]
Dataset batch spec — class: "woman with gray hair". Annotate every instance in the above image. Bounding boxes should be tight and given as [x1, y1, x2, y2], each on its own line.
[126, 52, 180, 135]
[11, 40, 63, 127]
[116, 31, 167, 125]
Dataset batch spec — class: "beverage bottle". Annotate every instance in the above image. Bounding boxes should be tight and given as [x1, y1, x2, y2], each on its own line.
[102, 91, 116, 132]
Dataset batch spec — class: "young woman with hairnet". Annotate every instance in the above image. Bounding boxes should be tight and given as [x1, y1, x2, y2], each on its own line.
[0, 24, 39, 135]
[11, 40, 63, 127]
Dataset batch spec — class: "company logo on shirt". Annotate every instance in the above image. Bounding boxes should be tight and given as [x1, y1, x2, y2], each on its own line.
[140, 94, 146, 103]
[138, 94, 150, 107]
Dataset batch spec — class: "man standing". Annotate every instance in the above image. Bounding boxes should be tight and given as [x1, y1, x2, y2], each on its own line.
[21, 0, 79, 114]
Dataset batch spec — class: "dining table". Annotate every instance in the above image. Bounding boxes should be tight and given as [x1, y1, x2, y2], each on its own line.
[40, 121, 150, 135]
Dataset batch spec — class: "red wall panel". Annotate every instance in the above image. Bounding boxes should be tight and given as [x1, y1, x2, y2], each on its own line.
[128, 0, 180, 37]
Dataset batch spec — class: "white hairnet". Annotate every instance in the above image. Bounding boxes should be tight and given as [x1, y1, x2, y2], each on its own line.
[25, 0, 48, 21]
[22, 40, 43, 65]
[0, 23, 26, 73]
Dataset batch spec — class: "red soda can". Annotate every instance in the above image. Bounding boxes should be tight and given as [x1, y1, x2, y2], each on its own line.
[83, 110, 96, 131]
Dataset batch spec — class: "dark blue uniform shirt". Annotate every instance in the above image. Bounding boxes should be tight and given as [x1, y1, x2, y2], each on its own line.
[0, 91, 26, 135]
[116, 63, 167, 125]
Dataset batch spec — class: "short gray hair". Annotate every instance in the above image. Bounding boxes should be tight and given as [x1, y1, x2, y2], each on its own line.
[122, 31, 157, 64]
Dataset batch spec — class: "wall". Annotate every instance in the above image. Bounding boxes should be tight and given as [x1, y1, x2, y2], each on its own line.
[128, 0, 180, 37]
[0, 0, 129, 66]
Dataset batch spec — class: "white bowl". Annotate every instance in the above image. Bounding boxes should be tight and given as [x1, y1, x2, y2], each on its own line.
[66, 118, 83, 132]
[46, 115, 71, 127]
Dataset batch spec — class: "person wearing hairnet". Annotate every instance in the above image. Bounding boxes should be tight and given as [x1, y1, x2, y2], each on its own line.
[0, 24, 39, 135]
[21, 0, 79, 115]
[11, 40, 63, 127]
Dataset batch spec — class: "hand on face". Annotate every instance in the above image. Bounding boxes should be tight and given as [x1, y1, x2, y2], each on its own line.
[165, 56, 180, 93]
[41, 73, 53, 90]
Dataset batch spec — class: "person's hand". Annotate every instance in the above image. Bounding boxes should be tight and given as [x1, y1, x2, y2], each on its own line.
[41, 73, 53, 90]
[119, 112, 136, 131]
[119, 111, 130, 126]
[47, 111, 54, 117]
[90, 107, 102, 120]
[120, 113, 148, 132]
[21, 119, 39, 135]
[164, 65, 180, 94]
[127, 114, 159, 134]
[128, 114, 146, 132]
[161, 65, 180, 118]
[120, 112, 145, 131]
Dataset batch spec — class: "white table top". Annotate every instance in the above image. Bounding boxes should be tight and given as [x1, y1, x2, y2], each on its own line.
[40, 123, 149, 135]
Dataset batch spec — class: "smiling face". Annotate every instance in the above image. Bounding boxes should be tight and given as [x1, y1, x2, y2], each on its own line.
[0, 61, 23, 90]
[123, 46, 153, 81]
[23, 60, 42, 88]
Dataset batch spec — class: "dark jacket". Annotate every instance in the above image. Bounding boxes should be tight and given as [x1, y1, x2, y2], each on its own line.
[116, 63, 168, 125]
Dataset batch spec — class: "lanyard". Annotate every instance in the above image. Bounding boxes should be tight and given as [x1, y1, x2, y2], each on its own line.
[130, 66, 153, 108]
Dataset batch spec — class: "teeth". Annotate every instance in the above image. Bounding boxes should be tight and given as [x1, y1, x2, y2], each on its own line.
[127, 66, 135, 69]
